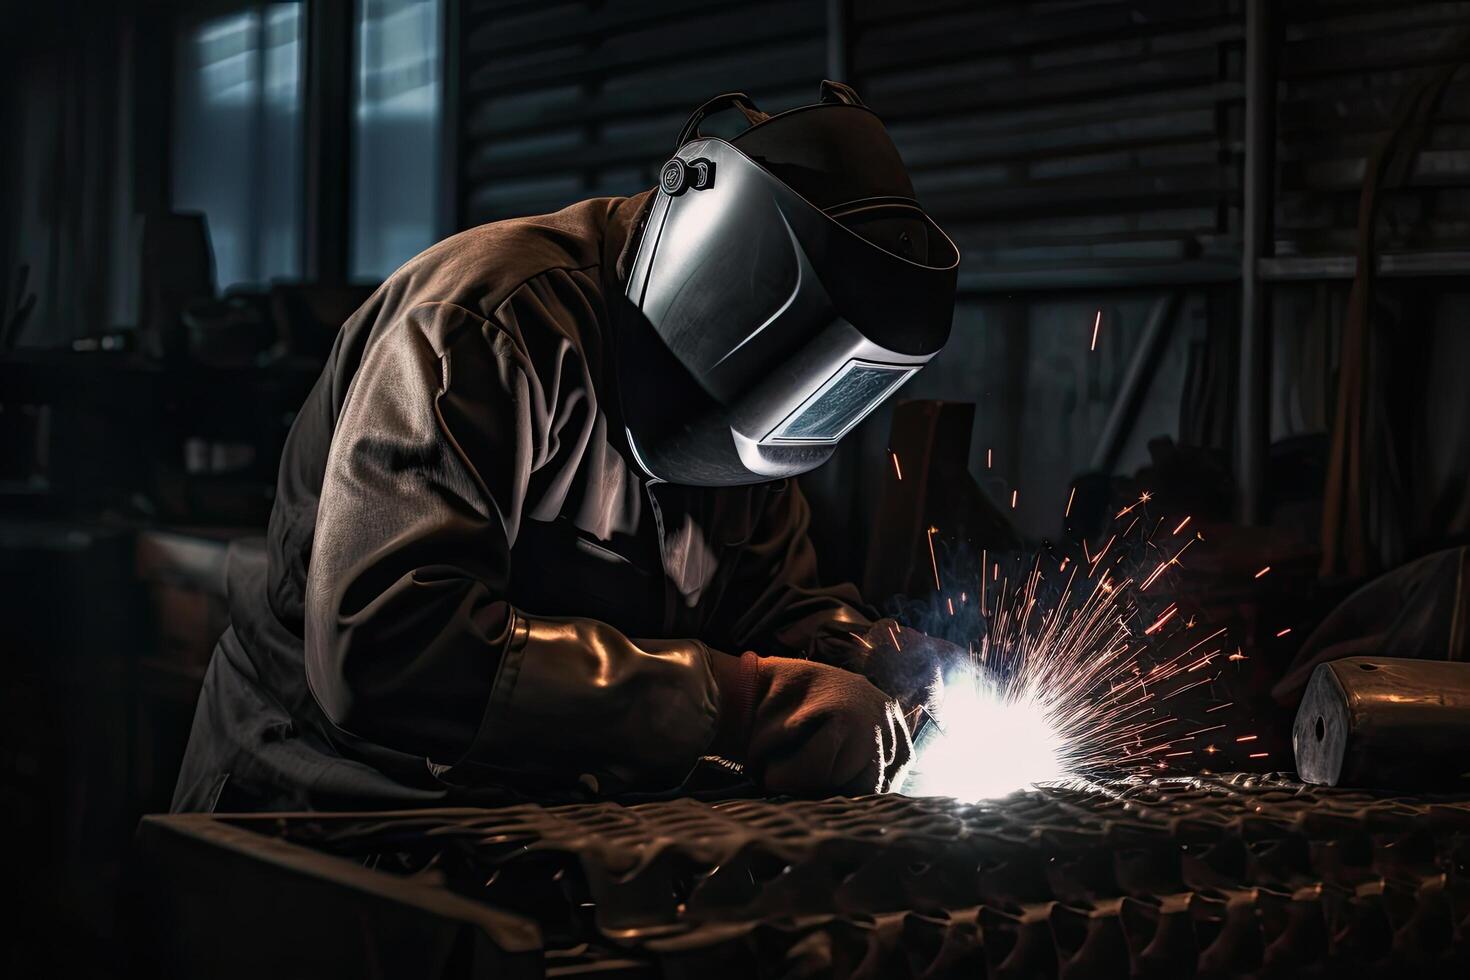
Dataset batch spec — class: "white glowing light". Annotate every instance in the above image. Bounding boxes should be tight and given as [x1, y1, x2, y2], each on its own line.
[902, 667, 1071, 800]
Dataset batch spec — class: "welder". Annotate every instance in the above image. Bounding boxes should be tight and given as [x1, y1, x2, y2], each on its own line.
[172, 81, 963, 812]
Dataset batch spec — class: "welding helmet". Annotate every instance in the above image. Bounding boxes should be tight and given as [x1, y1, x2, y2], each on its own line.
[618, 80, 959, 486]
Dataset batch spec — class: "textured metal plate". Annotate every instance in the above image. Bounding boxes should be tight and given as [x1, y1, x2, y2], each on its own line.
[216, 774, 1470, 977]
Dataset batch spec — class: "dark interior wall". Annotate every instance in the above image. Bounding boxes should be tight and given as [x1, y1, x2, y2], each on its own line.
[446, 0, 1470, 582]
[5, 1, 1465, 557]
[0, 2, 144, 348]
[448, 0, 1251, 574]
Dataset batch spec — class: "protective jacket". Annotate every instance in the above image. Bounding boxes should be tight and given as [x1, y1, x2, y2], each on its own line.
[172, 192, 874, 812]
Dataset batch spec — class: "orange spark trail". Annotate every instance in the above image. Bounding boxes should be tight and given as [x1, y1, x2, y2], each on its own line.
[1065, 486, 1076, 517]
[1091, 309, 1101, 350]
[1254, 565, 1271, 579]
[1144, 604, 1178, 635]
[891, 451, 903, 480]
[926, 526, 941, 591]
[907, 494, 1240, 788]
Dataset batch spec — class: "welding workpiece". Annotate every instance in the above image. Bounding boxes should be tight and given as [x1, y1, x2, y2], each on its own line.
[1294, 656, 1470, 788]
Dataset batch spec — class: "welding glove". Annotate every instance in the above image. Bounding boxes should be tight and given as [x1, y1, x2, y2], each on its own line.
[710, 652, 913, 796]
[824, 620, 967, 725]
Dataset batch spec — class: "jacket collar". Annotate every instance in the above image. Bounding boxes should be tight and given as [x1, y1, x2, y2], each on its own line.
[604, 189, 655, 301]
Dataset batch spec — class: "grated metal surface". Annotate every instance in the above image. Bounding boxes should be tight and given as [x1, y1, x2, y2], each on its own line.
[220, 773, 1470, 977]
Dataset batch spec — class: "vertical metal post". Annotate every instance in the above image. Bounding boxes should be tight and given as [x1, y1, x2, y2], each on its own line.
[438, 0, 462, 238]
[1237, 0, 1273, 524]
[826, 0, 850, 81]
[304, 0, 352, 284]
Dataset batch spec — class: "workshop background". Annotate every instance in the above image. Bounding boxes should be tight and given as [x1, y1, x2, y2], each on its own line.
[3, 0, 1470, 974]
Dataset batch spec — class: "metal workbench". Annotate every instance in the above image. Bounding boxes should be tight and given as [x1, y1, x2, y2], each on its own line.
[129, 774, 1470, 978]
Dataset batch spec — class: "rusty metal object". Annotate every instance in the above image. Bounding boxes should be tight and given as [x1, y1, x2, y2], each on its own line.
[1295, 656, 1470, 789]
[134, 775, 1470, 977]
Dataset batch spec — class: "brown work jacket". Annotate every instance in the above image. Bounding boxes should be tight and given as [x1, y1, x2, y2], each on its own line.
[172, 191, 872, 811]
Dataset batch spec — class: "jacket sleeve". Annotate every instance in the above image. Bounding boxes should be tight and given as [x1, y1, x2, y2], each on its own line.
[303, 295, 722, 791]
[708, 479, 878, 664]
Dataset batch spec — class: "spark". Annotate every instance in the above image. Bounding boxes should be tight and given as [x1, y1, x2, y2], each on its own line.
[1010, 489, 1018, 509]
[1144, 604, 1178, 635]
[905, 508, 1240, 801]
[849, 631, 874, 650]
[888, 624, 902, 649]
[904, 669, 1068, 800]
[1254, 565, 1271, 579]
[980, 550, 987, 615]
[1091, 309, 1102, 350]
[1236, 734, 1258, 743]
[891, 451, 903, 481]
[1065, 486, 1076, 517]
[927, 526, 942, 591]
[1140, 539, 1195, 591]
[1172, 516, 1192, 535]
[987, 448, 993, 469]
[1275, 628, 1292, 638]
[947, 597, 955, 616]
[1249, 752, 1268, 759]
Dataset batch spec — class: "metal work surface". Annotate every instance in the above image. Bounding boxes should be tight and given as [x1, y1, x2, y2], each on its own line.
[143, 774, 1470, 977]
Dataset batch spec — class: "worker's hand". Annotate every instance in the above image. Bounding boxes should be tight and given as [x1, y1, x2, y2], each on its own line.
[826, 620, 968, 723]
[711, 653, 912, 796]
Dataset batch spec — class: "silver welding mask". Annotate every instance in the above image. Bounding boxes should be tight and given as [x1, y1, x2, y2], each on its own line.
[618, 82, 959, 486]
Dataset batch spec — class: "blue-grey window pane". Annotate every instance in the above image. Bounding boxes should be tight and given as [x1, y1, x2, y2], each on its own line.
[172, 4, 304, 291]
[778, 364, 914, 441]
[350, 0, 441, 282]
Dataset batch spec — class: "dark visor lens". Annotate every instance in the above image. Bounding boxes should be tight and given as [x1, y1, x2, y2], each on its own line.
[771, 362, 914, 441]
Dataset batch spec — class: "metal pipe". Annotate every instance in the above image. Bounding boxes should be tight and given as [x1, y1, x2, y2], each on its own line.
[826, 0, 850, 81]
[304, 0, 352, 284]
[1236, 0, 1273, 524]
[1295, 657, 1470, 788]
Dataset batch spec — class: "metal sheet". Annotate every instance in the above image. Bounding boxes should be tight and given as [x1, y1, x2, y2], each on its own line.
[137, 774, 1470, 977]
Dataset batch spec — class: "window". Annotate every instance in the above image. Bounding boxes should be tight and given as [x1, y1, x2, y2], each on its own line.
[172, 4, 305, 291]
[350, 0, 442, 281]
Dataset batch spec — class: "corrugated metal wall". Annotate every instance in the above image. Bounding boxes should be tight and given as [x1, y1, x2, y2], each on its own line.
[453, 0, 1470, 278]
[456, 0, 827, 225]
[448, 0, 1470, 558]
[851, 0, 1244, 290]
[1273, 0, 1470, 261]
[454, 0, 1255, 292]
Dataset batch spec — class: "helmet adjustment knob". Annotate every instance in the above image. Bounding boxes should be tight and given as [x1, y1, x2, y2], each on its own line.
[660, 157, 714, 196]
